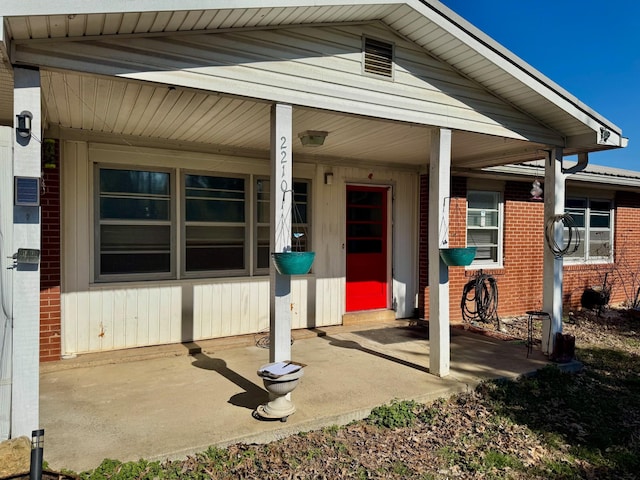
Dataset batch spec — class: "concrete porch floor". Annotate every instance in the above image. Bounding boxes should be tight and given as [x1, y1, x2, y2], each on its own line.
[40, 320, 555, 473]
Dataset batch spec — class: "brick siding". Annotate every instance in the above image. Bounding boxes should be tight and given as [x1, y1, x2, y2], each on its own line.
[419, 175, 640, 321]
[40, 139, 61, 362]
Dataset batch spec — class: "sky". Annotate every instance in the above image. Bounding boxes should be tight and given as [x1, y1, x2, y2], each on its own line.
[439, 0, 640, 171]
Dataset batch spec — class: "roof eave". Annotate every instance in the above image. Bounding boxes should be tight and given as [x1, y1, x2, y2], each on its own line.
[478, 162, 640, 190]
[416, 0, 624, 142]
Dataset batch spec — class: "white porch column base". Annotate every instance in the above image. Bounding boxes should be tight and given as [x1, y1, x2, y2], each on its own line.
[269, 103, 293, 363]
[542, 147, 565, 355]
[428, 128, 452, 377]
[11, 66, 41, 438]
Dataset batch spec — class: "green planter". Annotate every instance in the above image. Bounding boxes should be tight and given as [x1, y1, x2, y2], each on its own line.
[439, 247, 476, 266]
[271, 252, 316, 275]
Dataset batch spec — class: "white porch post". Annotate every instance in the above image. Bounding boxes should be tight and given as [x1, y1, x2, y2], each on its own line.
[269, 103, 293, 363]
[11, 66, 41, 437]
[428, 128, 452, 377]
[542, 147, 565, 355]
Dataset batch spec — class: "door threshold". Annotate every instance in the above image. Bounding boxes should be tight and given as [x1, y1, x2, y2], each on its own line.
[342, 309, 396, 326]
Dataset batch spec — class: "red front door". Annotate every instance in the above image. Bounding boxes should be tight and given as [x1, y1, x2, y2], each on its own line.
[346, 186, 388, 312]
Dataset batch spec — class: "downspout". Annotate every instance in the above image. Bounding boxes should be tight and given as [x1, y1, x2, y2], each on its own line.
[562, 152, 589, 175]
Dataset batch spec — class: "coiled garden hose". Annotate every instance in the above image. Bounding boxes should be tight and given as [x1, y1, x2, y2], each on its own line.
[545, 213, 580, 258]
[460, 272, 499, 325]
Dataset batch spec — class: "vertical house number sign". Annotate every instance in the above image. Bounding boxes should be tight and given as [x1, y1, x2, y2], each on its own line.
[280, 136, 288, 197]
[280, 135, 290, 251]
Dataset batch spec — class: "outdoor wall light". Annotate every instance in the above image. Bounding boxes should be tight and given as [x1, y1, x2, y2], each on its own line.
[16, 110, 33, 139]
[324, 172, 334, 185]
[298, 130, 328, 147]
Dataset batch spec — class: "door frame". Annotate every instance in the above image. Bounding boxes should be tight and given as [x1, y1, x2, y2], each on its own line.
[344, 183, 393, 312]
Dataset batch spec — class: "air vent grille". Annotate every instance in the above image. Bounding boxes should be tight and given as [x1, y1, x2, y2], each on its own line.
[364, 38, 393, 77]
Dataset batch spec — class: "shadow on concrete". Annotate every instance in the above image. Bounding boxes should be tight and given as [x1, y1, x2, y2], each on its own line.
[191, 352, 268, 409]
[351, 325, 429, 344]
[310, 328, 430, 374]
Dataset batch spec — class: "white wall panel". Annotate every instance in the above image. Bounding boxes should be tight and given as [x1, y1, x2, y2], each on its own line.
[61, 141, 419, 354]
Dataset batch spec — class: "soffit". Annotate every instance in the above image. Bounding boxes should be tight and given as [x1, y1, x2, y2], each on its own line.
[42, 70, 539, 169]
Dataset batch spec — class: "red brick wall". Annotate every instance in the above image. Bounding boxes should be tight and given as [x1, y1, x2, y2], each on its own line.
[610, 191, 640, 306]
[419, 175, 640, 320]
[40, 139, 61, 362]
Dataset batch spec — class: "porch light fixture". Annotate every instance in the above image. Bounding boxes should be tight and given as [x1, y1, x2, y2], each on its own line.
[298, 130, 328, 147]
[324, 172, 334, 185]
[16, 110, 33, 139]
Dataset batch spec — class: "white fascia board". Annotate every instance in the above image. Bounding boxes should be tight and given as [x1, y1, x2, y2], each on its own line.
[0, 0, 398, 16]
[412, 1, 623, 146]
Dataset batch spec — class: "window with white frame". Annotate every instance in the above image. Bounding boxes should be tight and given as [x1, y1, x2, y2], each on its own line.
[96, 165, 310, 281]
[466, 191, 503, 266]
[565, 197, 613, 262]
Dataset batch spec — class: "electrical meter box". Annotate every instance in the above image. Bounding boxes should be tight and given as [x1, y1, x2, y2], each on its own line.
[16, 248, 41, 264]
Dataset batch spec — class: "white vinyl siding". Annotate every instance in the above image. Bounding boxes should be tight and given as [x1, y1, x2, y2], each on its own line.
[467, 191, 503, 267]
[20, 23, 562, 145]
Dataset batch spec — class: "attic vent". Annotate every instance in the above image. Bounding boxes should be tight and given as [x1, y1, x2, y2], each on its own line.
[364, 38, 393, 77]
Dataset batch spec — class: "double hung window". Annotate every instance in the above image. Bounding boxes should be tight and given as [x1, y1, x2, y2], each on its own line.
[466, 191, 503, 266]
[565, 197, 613, 262]
[184, 174, 246, 273]
[97, 168, 173, 279]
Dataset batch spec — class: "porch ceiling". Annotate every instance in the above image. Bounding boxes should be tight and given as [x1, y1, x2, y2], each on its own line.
[0, 0, 625, 167]
[37, 70, 541, 169]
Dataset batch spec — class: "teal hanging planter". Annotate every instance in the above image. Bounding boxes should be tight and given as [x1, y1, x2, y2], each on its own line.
[272, 251, 316, 275]
[439, 247, 477, 267]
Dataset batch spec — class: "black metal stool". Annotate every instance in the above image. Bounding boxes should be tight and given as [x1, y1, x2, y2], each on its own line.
[525, 311, 551, 357]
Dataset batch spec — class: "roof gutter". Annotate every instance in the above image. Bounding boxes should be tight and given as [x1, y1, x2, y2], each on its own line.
[476, 163, 640, 190]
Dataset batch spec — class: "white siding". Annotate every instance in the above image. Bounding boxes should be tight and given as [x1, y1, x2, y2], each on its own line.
[17, 23, 557, 144]
[61, 141, 418, 354]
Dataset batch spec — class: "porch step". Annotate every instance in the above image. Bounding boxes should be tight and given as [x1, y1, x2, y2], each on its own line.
[342, 309, 396, 326]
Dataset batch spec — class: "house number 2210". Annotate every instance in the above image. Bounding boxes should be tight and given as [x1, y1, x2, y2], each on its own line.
[280, 135, 289, 194]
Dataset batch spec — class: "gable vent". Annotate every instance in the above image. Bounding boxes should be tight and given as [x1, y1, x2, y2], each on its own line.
[364, 38, 393, 78]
